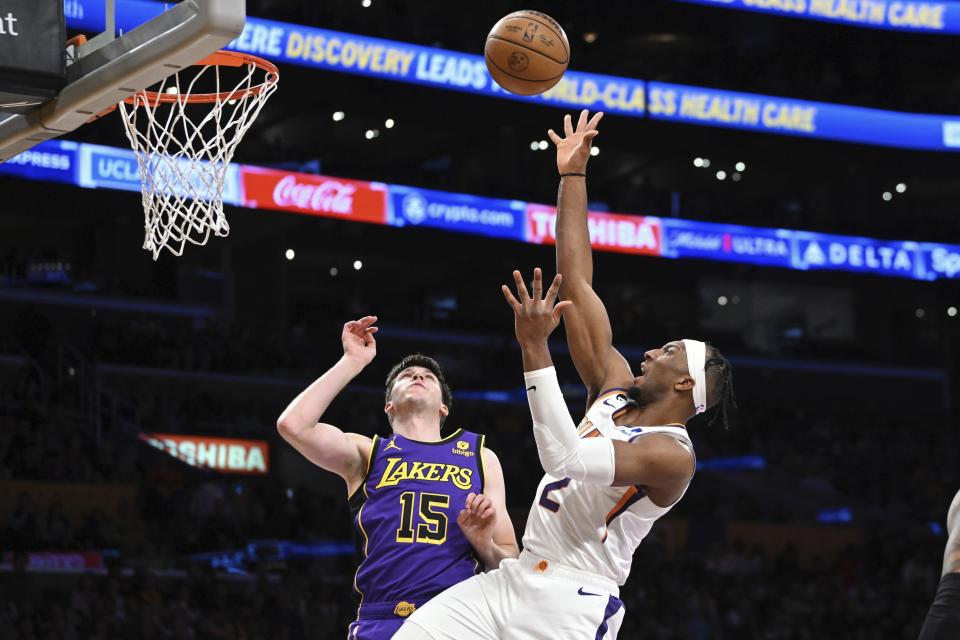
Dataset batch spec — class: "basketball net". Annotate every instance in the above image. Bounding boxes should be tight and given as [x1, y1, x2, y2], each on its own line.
[118, 51, 278, 260]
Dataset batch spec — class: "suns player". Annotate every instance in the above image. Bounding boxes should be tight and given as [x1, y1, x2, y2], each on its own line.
[276, 316, 518, 639]
[395, 111, 735, 639]
[918, 487, 960, 639]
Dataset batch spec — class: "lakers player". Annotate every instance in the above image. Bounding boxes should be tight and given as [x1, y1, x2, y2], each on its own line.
[277, 316, 518, 639]
[395, 111, 735, 639]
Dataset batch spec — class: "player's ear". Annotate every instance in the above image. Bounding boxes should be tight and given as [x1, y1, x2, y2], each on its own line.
[674, 375, 694, 394]
[439, 404, 449, 418]
[384, 401, 394, 418]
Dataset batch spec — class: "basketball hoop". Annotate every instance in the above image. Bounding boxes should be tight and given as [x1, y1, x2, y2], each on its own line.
[118, 50, 279, 259]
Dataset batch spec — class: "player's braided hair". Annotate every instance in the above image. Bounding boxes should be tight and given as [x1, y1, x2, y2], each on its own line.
[385, 354, 453, 427]
[703, 342, 737, 429]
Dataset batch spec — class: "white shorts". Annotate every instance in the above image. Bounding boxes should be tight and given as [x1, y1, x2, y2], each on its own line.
[397, 549, 625, 640]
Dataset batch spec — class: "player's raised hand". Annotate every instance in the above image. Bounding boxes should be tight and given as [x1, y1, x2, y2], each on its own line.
[341, 316, 378, 367]
[502, 268, 572, 346]
[457, 492, 497, 552]
[548, 109, 603, 175]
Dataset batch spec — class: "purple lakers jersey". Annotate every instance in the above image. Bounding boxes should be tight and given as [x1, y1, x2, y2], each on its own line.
[349, 428, 486, 616]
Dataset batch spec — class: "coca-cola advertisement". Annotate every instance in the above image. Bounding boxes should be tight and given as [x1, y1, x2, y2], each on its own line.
[240, 167, 388, 224]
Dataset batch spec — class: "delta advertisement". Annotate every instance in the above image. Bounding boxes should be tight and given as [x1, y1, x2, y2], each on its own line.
[671, 0, 960, 35]
[141, 433, 270, 475]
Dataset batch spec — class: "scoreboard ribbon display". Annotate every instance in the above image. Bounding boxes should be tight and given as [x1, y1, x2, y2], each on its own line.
[62, 0, 960, 150]
[671, 0, 960, 35]
[647, 82, 960, 151]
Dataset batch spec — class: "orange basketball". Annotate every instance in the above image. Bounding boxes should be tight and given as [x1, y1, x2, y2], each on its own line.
[484, 10, 569, 96]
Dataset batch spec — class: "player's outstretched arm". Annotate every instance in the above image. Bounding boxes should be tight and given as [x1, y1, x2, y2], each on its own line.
[457, 448, 519, 570]
[549, 110, 633, 401]
[276, 317, 378, 493]
[945, 487, 960, 576]
[503, 268, 614, 484]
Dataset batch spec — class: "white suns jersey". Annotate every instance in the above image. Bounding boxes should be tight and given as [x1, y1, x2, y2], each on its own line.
[521, 389, 695, 586]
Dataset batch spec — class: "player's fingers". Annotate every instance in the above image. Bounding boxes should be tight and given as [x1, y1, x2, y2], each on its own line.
[480, 504, 496, 520]
[584, 130, 599, 141]
[532, 267, 543, 300]
[513, 270, 531, 300]
[359, 315, 378, 327]
[501, 285, 522, 313]
[465, 492, 476, 510]
[587, 111, 604, 131]
[545, 273, 562, 302]
[563, 114, 573, 136]
[547, 129, 561, 145]
[365, 326, 379, 334]
[576, 109, 588, 132]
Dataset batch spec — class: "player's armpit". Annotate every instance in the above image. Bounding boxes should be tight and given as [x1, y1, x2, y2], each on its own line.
[277, 421, 371, 492]
[610, 436, 694, 500]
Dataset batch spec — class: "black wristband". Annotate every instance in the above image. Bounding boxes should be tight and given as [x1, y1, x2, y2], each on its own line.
[559, 172, 586, 178]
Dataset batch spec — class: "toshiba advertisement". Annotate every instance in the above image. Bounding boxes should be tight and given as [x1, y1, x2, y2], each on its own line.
[141, 434, 269, 475]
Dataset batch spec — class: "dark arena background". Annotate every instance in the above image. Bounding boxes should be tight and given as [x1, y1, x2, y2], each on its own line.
[2, 1, 960, 639]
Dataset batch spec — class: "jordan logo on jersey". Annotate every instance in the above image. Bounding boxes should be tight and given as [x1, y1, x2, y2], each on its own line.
[383, 437, 402, 452]
[375, 457, 474, 490]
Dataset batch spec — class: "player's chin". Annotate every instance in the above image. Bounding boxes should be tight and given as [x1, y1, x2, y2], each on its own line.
[625, 384, 644, 404]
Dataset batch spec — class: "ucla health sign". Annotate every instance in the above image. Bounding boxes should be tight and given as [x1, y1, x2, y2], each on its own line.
[389, 185, 526, 241]
[77, 143, 243, 205]
[672, 0, 960, 35]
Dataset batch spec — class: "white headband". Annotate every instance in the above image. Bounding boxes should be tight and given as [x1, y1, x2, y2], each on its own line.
[682, 339, 707, 414]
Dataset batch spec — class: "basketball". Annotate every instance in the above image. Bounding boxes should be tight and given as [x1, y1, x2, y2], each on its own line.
[484, 10, 569, 96]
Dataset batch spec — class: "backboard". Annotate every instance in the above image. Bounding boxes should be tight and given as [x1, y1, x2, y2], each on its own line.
[0, 0, 245, 162]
